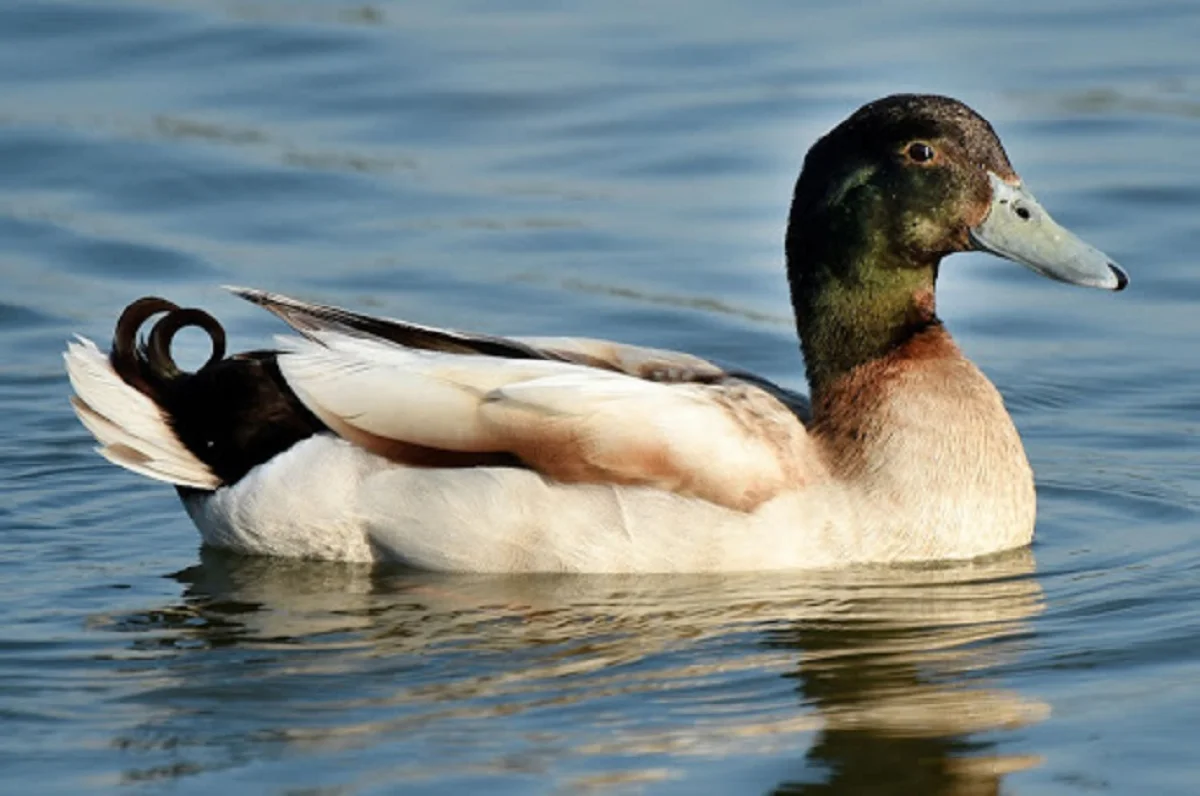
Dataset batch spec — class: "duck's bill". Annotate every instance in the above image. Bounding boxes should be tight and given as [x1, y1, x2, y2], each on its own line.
[969, 172, 1128, 291]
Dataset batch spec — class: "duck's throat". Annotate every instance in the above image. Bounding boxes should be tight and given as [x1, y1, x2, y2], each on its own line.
[788, 234, 940, 398]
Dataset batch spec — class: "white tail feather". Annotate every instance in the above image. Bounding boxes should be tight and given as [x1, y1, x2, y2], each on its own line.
[64, 337, 220, 490]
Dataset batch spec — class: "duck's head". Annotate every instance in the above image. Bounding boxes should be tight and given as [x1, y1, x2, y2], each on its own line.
[786, 93, 1126, 393]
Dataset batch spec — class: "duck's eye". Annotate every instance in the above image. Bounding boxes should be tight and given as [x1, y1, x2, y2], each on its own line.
[906, 142, 936, 163]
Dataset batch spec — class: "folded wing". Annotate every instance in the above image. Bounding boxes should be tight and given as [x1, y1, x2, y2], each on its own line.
[233, 288, 820, 510]
[274, 330, 819, 511]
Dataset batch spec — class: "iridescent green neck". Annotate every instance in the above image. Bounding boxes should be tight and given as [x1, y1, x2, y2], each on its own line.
[786, 200, 940, 398]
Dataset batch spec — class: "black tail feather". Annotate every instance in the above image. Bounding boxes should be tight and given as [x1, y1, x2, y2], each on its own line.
[108, 297, 325, 486]
[111, 297, 227, 402]
[112, 297, 178, 401]
[147, 307, 226, 381]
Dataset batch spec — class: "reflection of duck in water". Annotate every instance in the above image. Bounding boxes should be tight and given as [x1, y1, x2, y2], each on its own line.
[67, 95, 1126, 572]
[105, 551, 1045, 791]
[768, 551, 1045, 795]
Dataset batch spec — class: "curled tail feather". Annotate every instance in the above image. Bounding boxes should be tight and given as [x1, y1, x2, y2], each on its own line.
[66, 299, 225, 490]
[110, 297, 226, 404]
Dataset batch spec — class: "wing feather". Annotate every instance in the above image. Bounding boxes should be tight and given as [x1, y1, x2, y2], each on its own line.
[276, 331, 819, 511]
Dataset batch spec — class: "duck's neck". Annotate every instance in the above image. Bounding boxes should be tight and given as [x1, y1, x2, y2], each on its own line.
[787, 213, 941, 400]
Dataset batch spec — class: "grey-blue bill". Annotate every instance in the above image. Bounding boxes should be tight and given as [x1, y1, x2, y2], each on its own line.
[969, 172, 1128, 291]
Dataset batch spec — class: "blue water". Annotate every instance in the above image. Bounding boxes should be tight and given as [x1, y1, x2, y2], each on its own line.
[3, 1, 1200, 792]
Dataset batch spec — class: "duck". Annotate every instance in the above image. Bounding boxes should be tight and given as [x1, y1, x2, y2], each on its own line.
[64, 94, 1128, 573]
